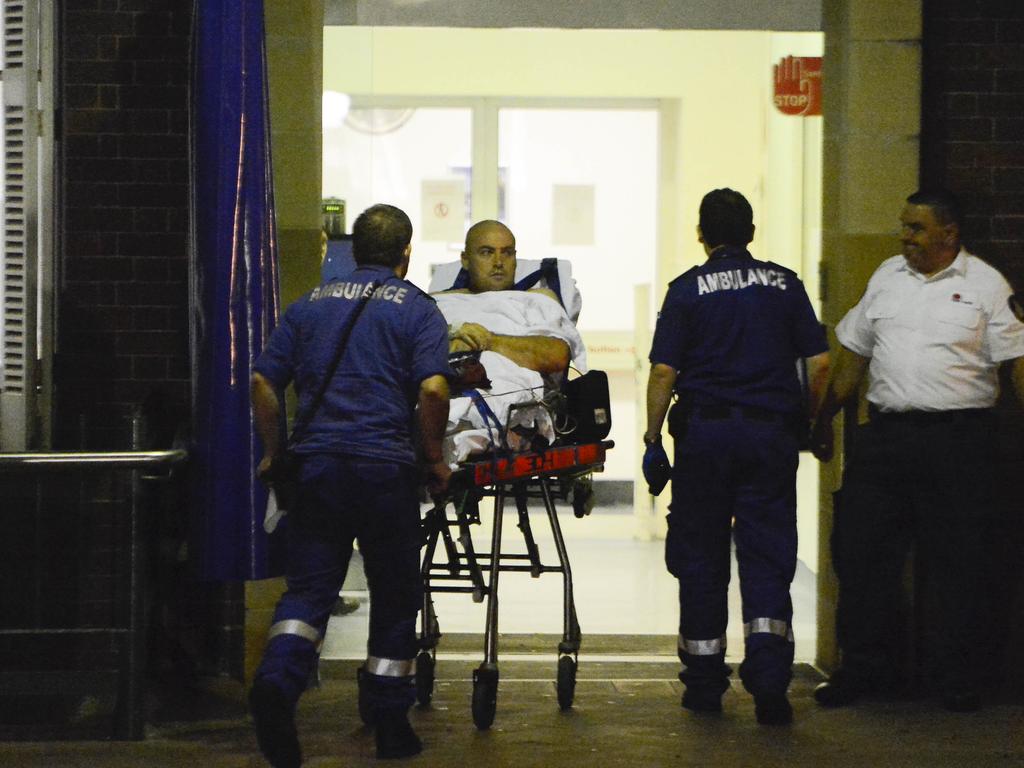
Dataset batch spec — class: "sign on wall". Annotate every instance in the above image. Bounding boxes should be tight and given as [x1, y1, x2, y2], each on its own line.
[421, 178, 466, 242]
[773, 55, 822, 117]
[552, 184, 596, 246]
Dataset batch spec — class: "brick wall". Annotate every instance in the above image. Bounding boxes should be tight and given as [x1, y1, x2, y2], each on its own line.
[26, 0, 247, 694]
[921, 1, 1024, 693]
[57, 0, 192, 450]
[921, 1, 1024, 290]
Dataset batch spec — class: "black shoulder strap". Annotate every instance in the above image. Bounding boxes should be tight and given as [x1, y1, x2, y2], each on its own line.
[288, 278, 384, 445]
[513, 258, 565, 310]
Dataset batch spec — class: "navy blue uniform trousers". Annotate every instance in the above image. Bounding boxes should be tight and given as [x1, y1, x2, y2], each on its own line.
[667, 408, 799, 697]
[832, 411, 996, 693]
[254, 454, 423, 714]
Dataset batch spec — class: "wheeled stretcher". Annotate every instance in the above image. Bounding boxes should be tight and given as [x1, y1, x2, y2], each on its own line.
[414, 438, 613, 730]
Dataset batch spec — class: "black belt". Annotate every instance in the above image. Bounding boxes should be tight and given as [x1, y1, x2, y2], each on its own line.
[868, 405, 993, 425]
[690, 404, 789, 423]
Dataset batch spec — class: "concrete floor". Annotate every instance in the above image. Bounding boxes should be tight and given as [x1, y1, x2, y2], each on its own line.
[3, 657, 1023, 768]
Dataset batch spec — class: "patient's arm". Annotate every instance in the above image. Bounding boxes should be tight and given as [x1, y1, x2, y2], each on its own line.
[452, 321, 569, 375]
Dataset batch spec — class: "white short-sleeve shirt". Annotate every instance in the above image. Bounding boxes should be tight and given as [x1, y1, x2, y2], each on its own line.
[835, 249, 1024, 412]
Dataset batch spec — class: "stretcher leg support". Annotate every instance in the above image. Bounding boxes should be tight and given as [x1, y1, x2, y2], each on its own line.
[417, 441, 611, 728]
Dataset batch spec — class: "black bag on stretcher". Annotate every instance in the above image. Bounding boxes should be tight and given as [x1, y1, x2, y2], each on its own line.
[560, 370, 611, 444]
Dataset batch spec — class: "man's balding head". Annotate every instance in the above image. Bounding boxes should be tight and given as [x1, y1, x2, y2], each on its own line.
[461, 220, 517, 292]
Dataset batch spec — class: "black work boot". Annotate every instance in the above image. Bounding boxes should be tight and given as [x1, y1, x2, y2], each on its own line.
[754, 692, 793, 725]
[678, 664, 730, 714]
[813, 668, 869, 708]
[375, 710, 422, 759]
[249, 679, 302, 768]
[681, 687, 723, 713]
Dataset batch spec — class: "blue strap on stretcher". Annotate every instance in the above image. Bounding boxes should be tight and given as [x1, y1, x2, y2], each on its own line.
[449, 258, 565, 312]
[465, 389, 506, 484]
[466, 389, 504, 448]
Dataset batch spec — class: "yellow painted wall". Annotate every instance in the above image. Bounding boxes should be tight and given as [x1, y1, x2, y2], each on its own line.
[324, 27, 821, 287]
[268, 0, 324, 307]
[248, 0, 324, 685]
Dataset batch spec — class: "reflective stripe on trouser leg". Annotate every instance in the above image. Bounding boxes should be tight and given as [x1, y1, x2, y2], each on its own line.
[739, 616, 795, 696]
[365, 656, 417, 677]
[679, 634, 727, 657]
[362, 616, 418, 715]
[268, 619, 324, 649]
[743, 618, 794, 643]
[677, 633, 732, 695]
[255, 620, 325, 706]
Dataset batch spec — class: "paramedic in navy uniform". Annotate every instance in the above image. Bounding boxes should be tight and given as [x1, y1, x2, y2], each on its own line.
[811, 190, 1024, 712]
[644, 188, 830, 725]
[248, 204, 451, 766]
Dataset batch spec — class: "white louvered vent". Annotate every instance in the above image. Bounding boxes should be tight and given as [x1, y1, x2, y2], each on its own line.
[3, 102, 25, 395]
[1, 0, 40, 449]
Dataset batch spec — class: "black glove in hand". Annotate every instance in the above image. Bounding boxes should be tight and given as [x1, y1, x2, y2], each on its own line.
[642, 440, 671, 496]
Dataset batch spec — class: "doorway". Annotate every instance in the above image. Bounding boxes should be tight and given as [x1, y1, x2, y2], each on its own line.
[320, 25, 823, 659]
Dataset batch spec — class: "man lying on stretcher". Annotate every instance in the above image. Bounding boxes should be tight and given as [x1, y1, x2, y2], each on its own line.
[431, 220, 587, 464]
[441, 220, 571, 375]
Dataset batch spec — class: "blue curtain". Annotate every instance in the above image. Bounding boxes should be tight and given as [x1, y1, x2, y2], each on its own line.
[190, 0, 283, 580]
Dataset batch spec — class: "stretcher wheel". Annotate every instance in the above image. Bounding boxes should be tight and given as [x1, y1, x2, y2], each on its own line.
[571, 477, 595, 518]
[356, 666, 373, 726]
[556, 655, 577, 710]
[415, 651, 435, 706]
[471, 666, 499, 730]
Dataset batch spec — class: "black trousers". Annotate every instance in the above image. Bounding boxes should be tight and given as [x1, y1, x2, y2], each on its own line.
[832, 410, 997, 692]
[667, 407, 799, 697]
[255, 454, 423, 713]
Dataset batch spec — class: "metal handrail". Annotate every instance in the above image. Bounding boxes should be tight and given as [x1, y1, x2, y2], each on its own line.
[0, 449, 187, 469]
[0, 444, 188, 740]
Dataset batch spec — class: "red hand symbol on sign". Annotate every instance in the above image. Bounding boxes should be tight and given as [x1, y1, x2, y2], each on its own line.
[774, 56, 811, 115]
[773, 56, 822, 116]
[434, 202, 449, 218]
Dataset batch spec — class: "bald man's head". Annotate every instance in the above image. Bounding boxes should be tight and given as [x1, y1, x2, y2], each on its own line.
[461, 220, 517, 292]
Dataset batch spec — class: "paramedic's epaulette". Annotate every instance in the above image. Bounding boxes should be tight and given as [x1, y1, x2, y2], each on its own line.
[399, 278, 435, 302]
[669, 266, 701, 286]
[765, 261, 799, 278]
[395, 274, 436, 303]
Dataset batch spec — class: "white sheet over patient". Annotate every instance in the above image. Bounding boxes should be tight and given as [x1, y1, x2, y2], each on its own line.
[444, 351, 553, 465]
[434, 290, 587, 466]
[434, 290, 587, 371]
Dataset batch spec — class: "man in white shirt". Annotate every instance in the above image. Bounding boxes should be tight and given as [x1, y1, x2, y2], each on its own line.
[811, 189, 1024, 713]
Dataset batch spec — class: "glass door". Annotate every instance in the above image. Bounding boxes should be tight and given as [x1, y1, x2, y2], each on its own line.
[498, 107, 658, 333]
[323, 101, 473, 290]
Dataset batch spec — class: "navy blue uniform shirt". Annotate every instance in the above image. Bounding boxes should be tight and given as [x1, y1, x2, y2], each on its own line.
[255, 264, 451, 465]
[649, 246, 828, 414]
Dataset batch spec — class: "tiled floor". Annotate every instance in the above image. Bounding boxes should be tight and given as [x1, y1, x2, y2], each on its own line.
[321, 502, 817, 662]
